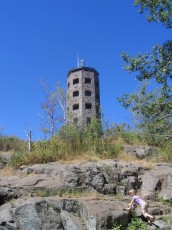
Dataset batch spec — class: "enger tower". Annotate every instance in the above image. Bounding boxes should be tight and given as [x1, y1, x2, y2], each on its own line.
[66, 61, 101, 128]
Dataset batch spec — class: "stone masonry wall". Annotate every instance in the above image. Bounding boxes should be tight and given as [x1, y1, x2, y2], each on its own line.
[66, 67, 100, 128]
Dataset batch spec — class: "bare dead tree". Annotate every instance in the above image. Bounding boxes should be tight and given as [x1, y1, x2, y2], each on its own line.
[39, 79, 66, 139]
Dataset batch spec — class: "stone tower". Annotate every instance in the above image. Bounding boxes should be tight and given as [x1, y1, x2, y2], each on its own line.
[66, 63, 101, 128]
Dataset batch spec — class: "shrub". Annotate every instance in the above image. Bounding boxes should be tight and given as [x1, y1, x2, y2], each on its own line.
[8, 119, 171, 169]
[158, 140, 172, 162]
[112, 223, 122, 230]
[127, 218, 147, 230]
[10, 152, 28, 169]
[0, 135, 26, 152]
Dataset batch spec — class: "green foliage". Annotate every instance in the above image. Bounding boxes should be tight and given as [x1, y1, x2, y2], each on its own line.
[58, 119, 123, 158]
[119, 1, 172, 146]
[40, 189, 50, 197]
[10, 119, 124, 168]
[56, 188, 90, 198]
[157, 196, 172, 206]
[120, 8, 172, 146]
[112, 223, 122, 230]
[121, 41, 172, 89]
[10, 152, 27, 169]
[0, 135, 26, 152]
[10, 139, 61, 168]
[83, 117, 102, 139]
[112, 218, 148, 230]
[134, 0, 172, 28]
[127, 218, 148, 230]
[30, 189, 50, 197]
[103, 123, 145, 145]
[58, 124, 81, 151]
[158, 139, 172, 161]
[118, 83, 172, 146]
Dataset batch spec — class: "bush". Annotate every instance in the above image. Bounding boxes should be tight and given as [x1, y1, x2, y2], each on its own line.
[158, 140, 172, 162]
[127, 218, 147, 230]
[103, 123, 146, 145]
[0, 135, 26, 152]
[112, 218, 148, 230]
[8, 119, 171, 169]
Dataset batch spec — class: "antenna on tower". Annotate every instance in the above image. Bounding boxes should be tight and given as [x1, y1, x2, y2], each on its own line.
[77, 52, 80, 67]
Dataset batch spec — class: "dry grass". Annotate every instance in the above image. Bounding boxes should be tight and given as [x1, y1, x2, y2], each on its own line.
[62, 149, 157, 170]
[59, 151, 102, 164]
[56, 190, 99, 199]
[0, 166, 16, 176]
[118, 152, 156, 169]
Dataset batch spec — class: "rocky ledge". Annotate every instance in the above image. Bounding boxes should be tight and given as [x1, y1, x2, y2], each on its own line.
[0, 154, 172, 229]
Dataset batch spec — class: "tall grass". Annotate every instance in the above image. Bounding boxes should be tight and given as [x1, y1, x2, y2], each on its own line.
[157, 140, 172, 162]
[10, 121, 125, 168]
[7, 121, 172, 168]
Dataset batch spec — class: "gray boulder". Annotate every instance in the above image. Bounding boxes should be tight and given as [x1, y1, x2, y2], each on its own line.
[124, 145, 157, 159]
[0, 159, 171, 229]
[153, 219, 171, 229]
[0, 197, 131, 230]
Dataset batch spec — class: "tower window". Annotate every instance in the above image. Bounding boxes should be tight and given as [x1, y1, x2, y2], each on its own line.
[68, 82, 70, 88]
[87, 117, 91, 125]
[73, 91, 79, 97]
[85, 90, 91, 96]
[73, 118, 78, 124]
[73, 78, 79, 85]
[85, 103, 92, 109]
[73, 104, 79, 110]
[85, 78, 91, 83]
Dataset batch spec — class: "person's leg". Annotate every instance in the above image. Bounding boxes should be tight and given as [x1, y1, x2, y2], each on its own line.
[141, 204, 154, 222]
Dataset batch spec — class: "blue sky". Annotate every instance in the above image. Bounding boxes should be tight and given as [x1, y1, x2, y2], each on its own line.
[0, 0, 171, 140]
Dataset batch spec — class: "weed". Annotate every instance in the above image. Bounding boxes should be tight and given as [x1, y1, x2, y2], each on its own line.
[56, 188, 97, 198]
[112, 223, 122, 230]
[158, 140, 172, 162]
[56, 189, 64, 197]
[156, 196, 172, 207]
[49, 204, 59, 211]
[31, 189, 50, 197]
[127, 218, 148, 230]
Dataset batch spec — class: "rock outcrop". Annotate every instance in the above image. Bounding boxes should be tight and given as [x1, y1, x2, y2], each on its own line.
[0, 197, 130, 230]
[0, 152, 171, 229]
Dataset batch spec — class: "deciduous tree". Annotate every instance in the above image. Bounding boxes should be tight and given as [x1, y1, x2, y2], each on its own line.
[39, 80, 66, 139]
[134, 0, 172, 28]
[118, 0, 172, 145]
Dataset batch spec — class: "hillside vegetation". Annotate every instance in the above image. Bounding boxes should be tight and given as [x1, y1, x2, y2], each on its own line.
[1, 122, 171, 169]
